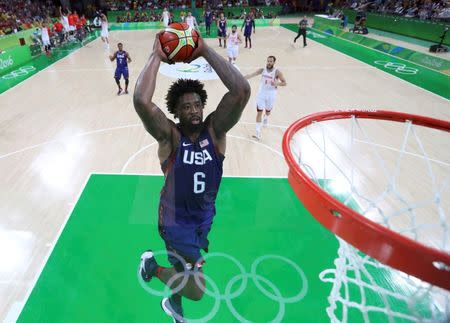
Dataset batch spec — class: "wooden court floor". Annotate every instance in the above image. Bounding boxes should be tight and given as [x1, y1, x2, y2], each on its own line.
[0, 26, 449, 321]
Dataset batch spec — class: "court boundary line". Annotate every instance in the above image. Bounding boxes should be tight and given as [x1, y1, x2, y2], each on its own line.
[282, 25, 449, 101]
[121, 141, 157, 173]
[306, 26, 449, 77]
[6, 173, 92, 323]
[354, 138, 450, 167]
[94, 172, 288, 178]
[119, 132, 285, 173]
[0, 34, 100, 97]
[0, 122, 287, 161]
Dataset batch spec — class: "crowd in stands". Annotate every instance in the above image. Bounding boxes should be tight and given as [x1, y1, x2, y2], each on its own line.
[343, 0, 449, 21]
[0, 0, 93, 56]
[30, 13, 92, 50]
[116, 10, 162, 22]
[0, 0, 56, 35]
[0, 0, 286, 36]
[114, 6, 277, 23]
[111, 0, 281, 23]
[105, 0, 281, 11]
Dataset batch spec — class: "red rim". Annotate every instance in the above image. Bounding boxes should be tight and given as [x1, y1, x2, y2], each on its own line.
[282, 110, 450, 290]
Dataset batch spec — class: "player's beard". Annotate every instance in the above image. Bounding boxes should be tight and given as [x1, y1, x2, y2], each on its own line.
[184, 116, 203, 132]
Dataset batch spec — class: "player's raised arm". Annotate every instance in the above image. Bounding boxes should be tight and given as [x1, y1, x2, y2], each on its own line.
[133, 35, 173, 158]
[194, 40, 250, 137]
[109, 51, 117, 61]
[244, 68, 263, 79]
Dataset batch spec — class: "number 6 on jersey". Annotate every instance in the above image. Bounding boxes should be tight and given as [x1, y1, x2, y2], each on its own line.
[194, 172, 205, 193]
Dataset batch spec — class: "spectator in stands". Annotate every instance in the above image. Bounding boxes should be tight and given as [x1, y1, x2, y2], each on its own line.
[0, 0, 56, 35]
[80, 14, 90, 32]
[341, 0, 449, 21]
[133, 11, 140, 22]
[53, 18, 64, 44]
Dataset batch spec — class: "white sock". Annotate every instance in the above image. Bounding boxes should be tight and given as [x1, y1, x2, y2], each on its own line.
[256, 122, 262, 134]
[263, 115, 268, 124]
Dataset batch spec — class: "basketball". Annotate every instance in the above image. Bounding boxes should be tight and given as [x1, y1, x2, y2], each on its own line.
[159, 23, 199, 62]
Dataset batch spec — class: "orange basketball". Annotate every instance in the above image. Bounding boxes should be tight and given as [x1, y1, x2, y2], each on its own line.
[159, 23, 199, 62]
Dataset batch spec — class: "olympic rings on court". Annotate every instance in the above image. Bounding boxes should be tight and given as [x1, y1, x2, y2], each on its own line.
[226, 273, 286, 323]
[251, 254, 308, 304]
[1, 66, 36, 80]
[137, 251, 309, 322]
[194, 252, 248, 300]
[374, 61, 418, 75]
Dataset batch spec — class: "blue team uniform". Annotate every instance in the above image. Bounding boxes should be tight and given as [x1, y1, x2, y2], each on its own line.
[204, 11, 212, 26]
[217, 18, 227, 38]
[243, 18, 255, 37]
[158, 124, 224, 265]
[114, 50, 129, 79]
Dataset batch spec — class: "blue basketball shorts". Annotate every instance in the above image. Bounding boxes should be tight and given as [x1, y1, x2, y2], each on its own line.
[159, 224, 211, 267]
[114, 67, 129, 79]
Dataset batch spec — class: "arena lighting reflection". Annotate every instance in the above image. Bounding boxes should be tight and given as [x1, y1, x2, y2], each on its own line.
[0, 229, 34, 275]
[32, 134, 85, 194]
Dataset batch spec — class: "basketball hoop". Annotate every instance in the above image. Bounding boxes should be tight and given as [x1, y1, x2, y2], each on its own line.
[282, 110, 450, 321]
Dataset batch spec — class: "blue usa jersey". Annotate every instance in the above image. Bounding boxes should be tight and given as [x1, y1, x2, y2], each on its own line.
[218, 18, 226, 31]
[159, 126, 224, 228]
[116, 50, 128, 69]
[243, 18, 255, 36]
[204, 11, 212, 25]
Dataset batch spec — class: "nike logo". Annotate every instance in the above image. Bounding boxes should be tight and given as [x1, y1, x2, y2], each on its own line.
[182, 142, 192, 147]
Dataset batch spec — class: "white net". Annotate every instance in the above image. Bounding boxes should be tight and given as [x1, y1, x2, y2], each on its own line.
[289, 113, 450, 322]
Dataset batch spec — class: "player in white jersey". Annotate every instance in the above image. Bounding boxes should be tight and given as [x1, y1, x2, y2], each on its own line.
[100, 14, 109, 49]
[59, 6, 70, 39]
[161, 7, 170, 27]
[41, 22, 51, 55]
[226, 25, 242, 64]
[185, 12, 198, 30]
[245, 56, 287, 140]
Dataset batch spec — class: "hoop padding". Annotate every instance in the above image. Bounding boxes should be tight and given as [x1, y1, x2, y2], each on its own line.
[282, 110, 450, 291]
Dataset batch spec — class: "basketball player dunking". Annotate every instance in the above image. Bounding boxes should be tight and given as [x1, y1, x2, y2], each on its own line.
[109, 43, 131, 95]
[217, 13, 227, 47]
[245, 56, 287, 140]
[134, 33, 250, 322]
[227, 25, 242, 64]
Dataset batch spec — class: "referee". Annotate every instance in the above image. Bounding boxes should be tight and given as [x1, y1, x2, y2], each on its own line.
[294, 16, 308, 47]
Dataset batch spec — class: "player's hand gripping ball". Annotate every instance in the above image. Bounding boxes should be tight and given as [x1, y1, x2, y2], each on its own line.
[159, 23, 199, 62]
